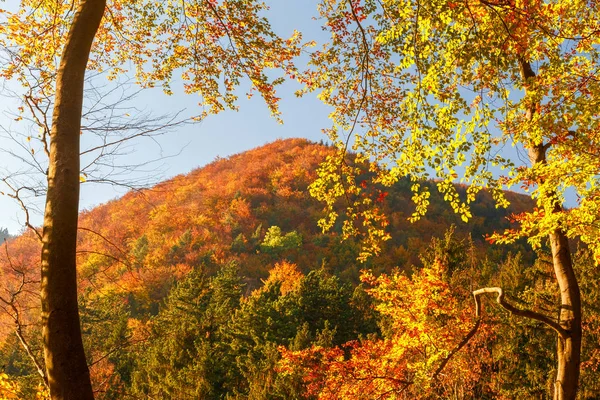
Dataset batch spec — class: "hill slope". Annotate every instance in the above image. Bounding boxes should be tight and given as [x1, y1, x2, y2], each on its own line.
[1, 138, 535, 312]
[0, 138, 566, 398]
[78, 138, 534, 290]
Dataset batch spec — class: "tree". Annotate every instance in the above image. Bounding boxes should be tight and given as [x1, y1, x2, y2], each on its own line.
[279, 261, 487, 399]
[130, 263, 243, 399]
[307, 1, 599, 399]
[261, 226, 303, 255]
[0, 228, 11, 243]
[0, 0, 300, 398]
[224, 262, 376, 398]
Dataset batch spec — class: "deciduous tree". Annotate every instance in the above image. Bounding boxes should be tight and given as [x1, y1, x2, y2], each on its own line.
[0, 0, 300, 398]
[307, 1, 599, 398]
[279, 254, 492, 399]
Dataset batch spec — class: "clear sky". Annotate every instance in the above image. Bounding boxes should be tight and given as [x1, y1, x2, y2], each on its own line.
[0, 1, 330, 234]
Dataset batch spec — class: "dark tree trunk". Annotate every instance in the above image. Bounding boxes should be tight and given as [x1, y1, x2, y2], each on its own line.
[41, 0, 105, 398]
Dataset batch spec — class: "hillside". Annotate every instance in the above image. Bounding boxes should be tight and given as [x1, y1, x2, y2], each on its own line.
[0, 138, 536, 319]
[80, 137, 533, 282]
[74, 139, 532, 294]
[0, 138, 552, 397]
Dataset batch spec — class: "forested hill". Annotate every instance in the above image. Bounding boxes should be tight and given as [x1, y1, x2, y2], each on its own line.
[0, 137, 554, 398]
[3, 138, 534, 305]
[76, 137, 533, 288]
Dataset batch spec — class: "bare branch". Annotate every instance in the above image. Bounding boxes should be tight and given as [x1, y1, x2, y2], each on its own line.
[433, 284, 567, 386]
[432, 319, 481, 383]
[473, 287, 567, 337]
[1, 180, 43, 241]
[15, 323, 48, 388]
[1, 242, 48, 388]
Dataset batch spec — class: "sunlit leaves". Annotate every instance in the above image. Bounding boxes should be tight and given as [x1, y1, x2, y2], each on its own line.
[307, 0, 600, 261]
[279, 258, 488, 399]
[309, 150, 391, 260]
[260, 226, 302, 254]
[0, 0, 303, 122]
[0, 372, 48, 399]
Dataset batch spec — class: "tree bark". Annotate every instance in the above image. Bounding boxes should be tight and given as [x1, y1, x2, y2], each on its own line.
[550, 228, 581, 400]
[41, 0, 105, 398]
[520, 58, 582, 400]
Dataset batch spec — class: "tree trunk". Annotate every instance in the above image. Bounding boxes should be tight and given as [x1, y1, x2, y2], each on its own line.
[550, 228, 581, 400]
[41, 0, 105, 398]
[527, 147, 581, 400]
[519, 57, 582, 400]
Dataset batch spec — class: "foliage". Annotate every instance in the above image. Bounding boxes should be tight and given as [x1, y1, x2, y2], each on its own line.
[130, 262, 242, 399]
[79, 292, 132, 399]
[223, 265, 374, 398]
[260, 226, 303, 255]
[305, 0, 600, 262]
[124, 257, 377, 399]
[0, 0, 302, 123]
[0, 140, 593, 397]
[303, 2, 596, 397]
[279, 238, 494, 399]
[574, 249, 600, 398]
[262, 261, 304, 296]
[0, 372, 48, 399]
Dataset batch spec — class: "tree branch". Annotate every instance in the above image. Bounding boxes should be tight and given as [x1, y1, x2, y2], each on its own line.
[473, 287, 567, 338]
[1, 242, 48, 388]
[433, 284, 567, 386]
[432, 318, 481, 382]
[15, 322, 48, 389]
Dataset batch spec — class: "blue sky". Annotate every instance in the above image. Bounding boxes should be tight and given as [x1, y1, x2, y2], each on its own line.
[0, 1, 330, 234]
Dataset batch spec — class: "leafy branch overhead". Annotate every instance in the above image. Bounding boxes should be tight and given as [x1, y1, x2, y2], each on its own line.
[307, 0, 600, 262]
[0, 0, 303, 121]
